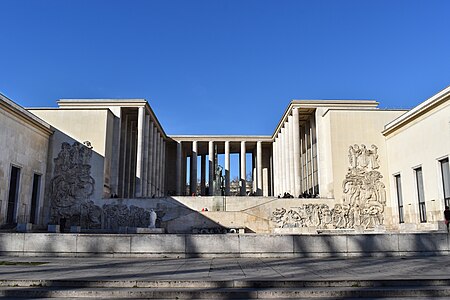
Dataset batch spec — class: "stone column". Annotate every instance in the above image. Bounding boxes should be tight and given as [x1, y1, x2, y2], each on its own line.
[252, 151, 256, 194]
[225, 141, 230, 196]
[151, 126, 158, 196]
[176, 141, 182, 195]
[200, 154, 206, 195]
[158, 135, 163, 197]
[142, 114, 149, 197]
[288, 114, 295, 195]
[257, 141, 262, 195]
[310, 117, 315, 195]
[147, 121, 154, 196]
[279, 128, 285, 195]
[154, 131, 161, 197]
[208, 141, 214, 196]
[135, 106, 145, 197]
[285, 124, 290, 195]
[272, 134, 280, 197]
[120, 115, 129, 197]
[190, 141, 198, 195]
[304, 123, 309, 193]
[161, 140, 166, 197]
[240, 141, 246, 196]
[292, 108, 301, 198]
[300, 127, 304, 194]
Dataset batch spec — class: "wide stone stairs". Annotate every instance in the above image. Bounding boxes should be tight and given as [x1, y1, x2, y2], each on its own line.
[2, 279, 450, 298]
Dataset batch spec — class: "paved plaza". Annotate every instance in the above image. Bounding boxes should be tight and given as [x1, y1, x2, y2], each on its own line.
[1, 255, 450, 299]
[0, 255, 448, 282]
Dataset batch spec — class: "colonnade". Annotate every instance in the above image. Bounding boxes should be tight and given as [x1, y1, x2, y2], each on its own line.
[273, 107, 318, 197]
[175, 140, 265, 196]
[120, 106, 166, 198]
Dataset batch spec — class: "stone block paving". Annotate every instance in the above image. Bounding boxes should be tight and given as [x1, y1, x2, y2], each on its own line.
[0, 255, 450, 282]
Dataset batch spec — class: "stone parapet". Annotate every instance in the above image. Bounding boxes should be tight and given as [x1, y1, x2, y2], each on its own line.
[0, 233, 448, 258]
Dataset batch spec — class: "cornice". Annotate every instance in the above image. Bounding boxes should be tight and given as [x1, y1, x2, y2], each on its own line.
[0, 93, 53, 136]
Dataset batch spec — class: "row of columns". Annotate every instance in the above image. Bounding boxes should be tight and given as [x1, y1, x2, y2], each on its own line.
[273, 107, 318, 197]
[175, 141, 264, 196]
[136, 107, 166, 198]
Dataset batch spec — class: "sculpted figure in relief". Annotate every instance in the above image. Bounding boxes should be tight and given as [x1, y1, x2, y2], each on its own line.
[271, 143, 386, 231]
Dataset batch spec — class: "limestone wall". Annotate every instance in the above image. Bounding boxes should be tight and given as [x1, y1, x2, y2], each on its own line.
[0, 103, 50, 225]
[385, 100, 450, 229]
[29, 109, 113, 201]
[325, 109, 406, 229]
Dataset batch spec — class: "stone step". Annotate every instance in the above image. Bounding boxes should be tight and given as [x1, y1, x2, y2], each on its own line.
[2, 278, 450, 288]
[2, 284, 450, 299]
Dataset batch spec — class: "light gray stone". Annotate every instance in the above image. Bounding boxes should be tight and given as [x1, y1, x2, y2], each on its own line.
[239, 234, 293, 254]
[131, 234, 185, 253]
[398, 233, 448, 252]
[24, 233, 76, 253]
[186, 234, 239, 254]
[293, 235, 347, 254]
[132, 228, 165, 234]
[76, 235, 131, 253]
[0, 233, 25, 252]
[347, 234, 399, 253]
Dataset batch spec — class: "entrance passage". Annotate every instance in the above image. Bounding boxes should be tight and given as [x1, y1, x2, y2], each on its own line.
[6, 166, 21, 224]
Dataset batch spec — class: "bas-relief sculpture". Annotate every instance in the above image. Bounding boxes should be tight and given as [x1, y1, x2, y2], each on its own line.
[49, 141, 97, 227]
[49, 141, 159, 230]
[272, 144, 387, 230]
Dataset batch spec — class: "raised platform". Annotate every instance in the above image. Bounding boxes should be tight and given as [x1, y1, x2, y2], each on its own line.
[0, 232, 449, 258]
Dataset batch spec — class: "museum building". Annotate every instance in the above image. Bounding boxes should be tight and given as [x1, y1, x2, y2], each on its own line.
[0, 85, 449, 233]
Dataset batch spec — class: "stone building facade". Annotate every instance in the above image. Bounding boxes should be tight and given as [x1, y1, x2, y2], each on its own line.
[0, 86, 448, 233]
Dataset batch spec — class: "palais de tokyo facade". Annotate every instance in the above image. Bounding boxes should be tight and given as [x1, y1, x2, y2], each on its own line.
[0, 85, 449, 233]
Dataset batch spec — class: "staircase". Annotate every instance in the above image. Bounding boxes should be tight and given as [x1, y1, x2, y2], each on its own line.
[2, 279, 450, 298]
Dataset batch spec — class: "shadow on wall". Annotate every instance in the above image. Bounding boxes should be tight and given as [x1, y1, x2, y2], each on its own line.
[45, 129, 107, 229]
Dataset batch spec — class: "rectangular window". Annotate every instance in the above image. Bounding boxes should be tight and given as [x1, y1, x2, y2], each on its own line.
[415, 167, 426, 223]
[395, 174, 404, 223]
[30, 174, 41, 224]
[7, 166, 21, 224]
[440, 158, 450, 207]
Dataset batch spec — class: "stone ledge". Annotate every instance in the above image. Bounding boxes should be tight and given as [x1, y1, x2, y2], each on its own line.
[0, 233, 447, 258]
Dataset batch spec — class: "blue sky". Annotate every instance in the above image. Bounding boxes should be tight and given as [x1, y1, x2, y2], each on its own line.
[1, 0, 450, 136]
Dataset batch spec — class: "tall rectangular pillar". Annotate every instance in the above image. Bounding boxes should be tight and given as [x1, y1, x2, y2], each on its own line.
[257, 141, 262, 195]
[292, 107, 301, 197]
[176, 141, 182, 195]
[208, 141, 214, 196]
[190, 141, 198, 195]
[225, 141, 230, 196]
[201, 154, 206, 195]
[288, 114, 295, 195]
[135, 106, 145, 197]
[240, 141, 246, 196]
[161, 140, 166, 197]
[142, 114, 150, 197]
[151, 126, 158, 197]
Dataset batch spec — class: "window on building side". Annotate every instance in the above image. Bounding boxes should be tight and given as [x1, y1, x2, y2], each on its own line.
[395, 174, 404, 223]
[440, 158, 450, 207]
[415, 167, 426, 223]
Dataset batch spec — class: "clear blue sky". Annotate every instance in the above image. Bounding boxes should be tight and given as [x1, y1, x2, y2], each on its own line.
[1, 0, 450, 136]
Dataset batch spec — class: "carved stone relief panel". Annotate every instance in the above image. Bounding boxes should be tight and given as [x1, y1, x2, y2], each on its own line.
[271, 144, 387, 231]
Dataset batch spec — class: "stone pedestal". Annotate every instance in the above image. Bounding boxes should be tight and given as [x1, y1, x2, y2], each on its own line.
[70, 226, 81, 233]
[17, 223, 32, 233]
[273, 227, 318, 234]
[48, 225, 60, 233]
[130, 227, 165, 234]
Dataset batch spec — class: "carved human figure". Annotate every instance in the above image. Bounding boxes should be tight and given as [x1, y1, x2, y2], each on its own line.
[348, 145, 358, 169]
[369, 144, 379, 169]
[149, 209, 157, 228]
